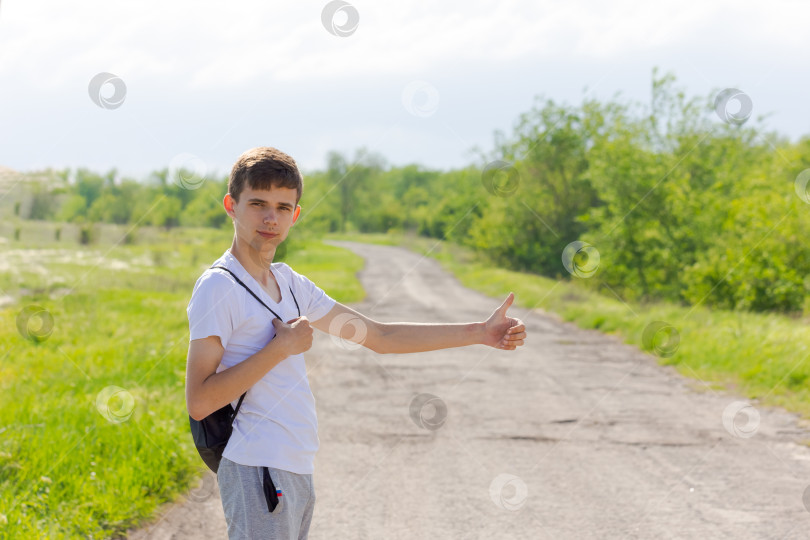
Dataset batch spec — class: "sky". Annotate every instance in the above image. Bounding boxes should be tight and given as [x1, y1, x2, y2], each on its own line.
[0, 0, 808, 180]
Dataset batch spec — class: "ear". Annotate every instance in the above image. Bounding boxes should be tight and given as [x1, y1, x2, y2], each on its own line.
[223, 193, 236, 218]
[292, 205, 301, 224]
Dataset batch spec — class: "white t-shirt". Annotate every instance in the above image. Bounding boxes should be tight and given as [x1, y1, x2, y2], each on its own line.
[186, 249, 336, 474]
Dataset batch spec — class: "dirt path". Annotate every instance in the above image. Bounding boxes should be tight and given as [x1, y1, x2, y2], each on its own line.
[129, 241, 810, 539]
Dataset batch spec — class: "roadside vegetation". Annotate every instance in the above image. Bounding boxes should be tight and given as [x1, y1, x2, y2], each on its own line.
[0, 225, 364, 538]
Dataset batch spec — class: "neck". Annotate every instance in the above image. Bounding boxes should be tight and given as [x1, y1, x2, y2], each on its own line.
[230, 236, 275, 285]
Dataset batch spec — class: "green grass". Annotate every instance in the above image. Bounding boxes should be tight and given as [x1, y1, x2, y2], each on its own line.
[0, 223, 365, 538]
[326, 232, 810, 420]
[3, 222, 810, 537]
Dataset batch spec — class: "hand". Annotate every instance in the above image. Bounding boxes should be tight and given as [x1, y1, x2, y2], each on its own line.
[482, 292, 526, 350]
[272, 316, 313, 356]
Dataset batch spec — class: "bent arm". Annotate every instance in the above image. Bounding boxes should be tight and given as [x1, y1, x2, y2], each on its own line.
[185, 335, 290, 421]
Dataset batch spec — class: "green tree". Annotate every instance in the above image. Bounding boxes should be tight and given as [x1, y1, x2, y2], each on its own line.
[26, 182, 58, 220]
[58, 194, 87, 222]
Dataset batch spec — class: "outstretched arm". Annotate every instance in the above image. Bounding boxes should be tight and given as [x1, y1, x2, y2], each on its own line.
[310, 293, 526, 354]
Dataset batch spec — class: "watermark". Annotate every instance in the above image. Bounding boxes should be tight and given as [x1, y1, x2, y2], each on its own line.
[722, 401, 759, 438]
[16, 305, 54, 343]
[321, 1, 359, 37]
[95, 386, 136, 424]
[88, 72, 127, 110]
[641, 321, 680, 358]
[562, 241, 600, 278]
[401, 80, 440, 118]
[246, 241, 279, 270]
[409, 393, 447, 431]
[188, 468, 218, 503]
[274, 240, 288, 262]
[169, 153, 208, 190]
[245, 240, 289, 270]
[327, 313, 368, 351]
[481, 160, 520, 197]
[794, 169, 810, 204]
[489, 473, 528, 511]
[714, 88, 752, 126]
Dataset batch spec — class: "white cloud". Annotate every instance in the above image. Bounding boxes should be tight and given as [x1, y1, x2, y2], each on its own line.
[0, 0, 809, 175]
[3, 0, 808, 89]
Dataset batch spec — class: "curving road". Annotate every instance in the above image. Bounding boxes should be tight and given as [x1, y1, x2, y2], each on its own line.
[130, 241, 810, 539]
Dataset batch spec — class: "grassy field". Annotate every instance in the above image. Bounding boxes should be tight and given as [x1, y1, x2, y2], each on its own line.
[0, 222, 365, 538]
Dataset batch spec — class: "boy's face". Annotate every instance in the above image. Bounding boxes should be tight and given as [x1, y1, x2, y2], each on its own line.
[224, 185, 301, 256]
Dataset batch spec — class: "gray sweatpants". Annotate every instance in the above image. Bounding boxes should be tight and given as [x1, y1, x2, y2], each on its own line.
[218, 457, 316, 540]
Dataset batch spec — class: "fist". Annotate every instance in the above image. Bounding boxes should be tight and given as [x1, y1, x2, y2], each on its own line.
[272, 316, 313, 356]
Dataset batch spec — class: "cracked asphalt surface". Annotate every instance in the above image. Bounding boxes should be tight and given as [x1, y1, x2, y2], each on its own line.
[129, 241, 810, 539]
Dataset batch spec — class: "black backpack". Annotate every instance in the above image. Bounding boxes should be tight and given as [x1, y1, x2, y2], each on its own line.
[189, 265, 300, 473]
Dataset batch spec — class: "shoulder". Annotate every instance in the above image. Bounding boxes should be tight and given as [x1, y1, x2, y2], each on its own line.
[192, 267, 241, 296]
[273, 262, 301, 282]
[273, 262, 318, 288]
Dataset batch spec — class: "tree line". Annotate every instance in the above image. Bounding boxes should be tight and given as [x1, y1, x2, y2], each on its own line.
[11, 71, 810, 313]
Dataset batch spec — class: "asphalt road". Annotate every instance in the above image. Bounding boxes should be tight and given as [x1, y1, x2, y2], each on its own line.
[129, 241, 810, 539]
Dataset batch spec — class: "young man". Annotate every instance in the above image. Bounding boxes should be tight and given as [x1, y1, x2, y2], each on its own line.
[185, 147, 527, 539]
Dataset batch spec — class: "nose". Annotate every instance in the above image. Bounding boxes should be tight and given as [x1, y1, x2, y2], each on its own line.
[263, 208, 278, 225]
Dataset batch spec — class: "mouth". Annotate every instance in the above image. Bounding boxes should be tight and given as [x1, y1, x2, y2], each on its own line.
[258, 231, 279, 238]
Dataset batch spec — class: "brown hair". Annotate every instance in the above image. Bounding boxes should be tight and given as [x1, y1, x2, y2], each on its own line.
[228, 147, 303, 204]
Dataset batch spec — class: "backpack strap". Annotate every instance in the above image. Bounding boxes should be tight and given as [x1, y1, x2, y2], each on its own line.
[210, 264, 302, 422]
[211, 266, 301, 319]
[231, 392, 247, 421]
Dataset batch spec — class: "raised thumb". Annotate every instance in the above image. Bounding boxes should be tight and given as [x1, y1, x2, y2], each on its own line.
[498, 292, 514, 312]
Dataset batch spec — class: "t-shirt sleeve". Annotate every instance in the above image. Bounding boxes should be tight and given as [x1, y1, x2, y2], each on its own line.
[187, 271, 243, 348]
[283, 264, 336, 323]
